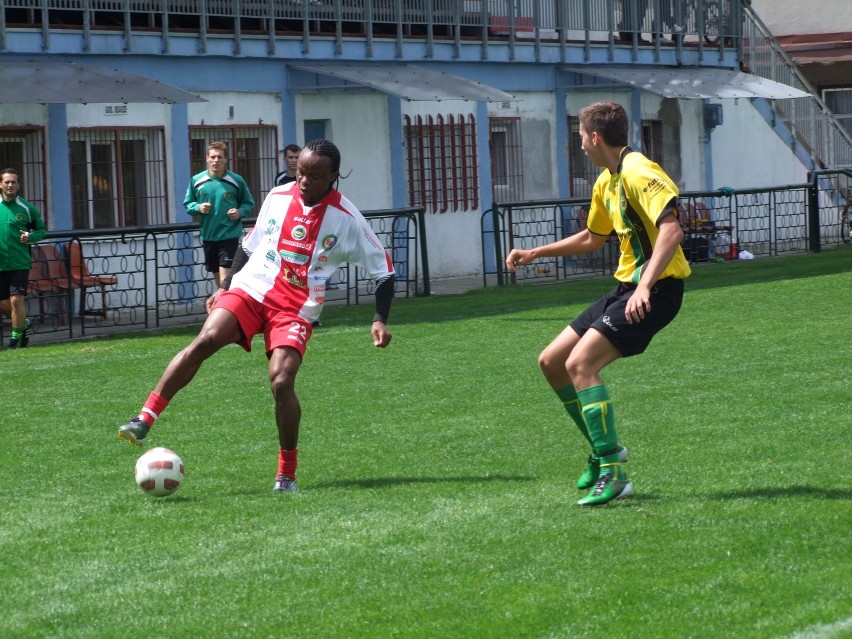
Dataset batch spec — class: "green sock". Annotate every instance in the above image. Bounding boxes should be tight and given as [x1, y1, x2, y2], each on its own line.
[11, 325, 24, 340]
[555, 384, 592, 446]
[577, 384, 619, 458]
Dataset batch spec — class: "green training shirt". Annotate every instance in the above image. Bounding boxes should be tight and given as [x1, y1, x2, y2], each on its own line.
[0, 195, 47, 271]
[184, 170, 255, 242]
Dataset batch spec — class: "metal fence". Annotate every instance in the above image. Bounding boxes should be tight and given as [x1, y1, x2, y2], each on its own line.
[12, 207, 428, 345]
[741, 5, 852, 169]
[1, 0, 741, 60]
[483, 172, 852, 286]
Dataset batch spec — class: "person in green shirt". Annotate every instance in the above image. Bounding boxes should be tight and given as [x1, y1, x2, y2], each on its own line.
[184, 141, 255, 287]
[0, 168, 47, 349]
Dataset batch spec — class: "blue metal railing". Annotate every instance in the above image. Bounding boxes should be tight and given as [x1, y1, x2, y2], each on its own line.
[14, 207, 428, 344]
[1, 0, 742, 61]
[483, 174, 852, 286]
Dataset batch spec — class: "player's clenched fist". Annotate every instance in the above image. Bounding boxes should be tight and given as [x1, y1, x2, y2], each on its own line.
[505, 248, 534, 273]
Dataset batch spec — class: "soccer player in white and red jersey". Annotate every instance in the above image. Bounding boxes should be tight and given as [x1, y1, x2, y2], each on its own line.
[119, 140, 395, 493]
[506, 102, 690, 507]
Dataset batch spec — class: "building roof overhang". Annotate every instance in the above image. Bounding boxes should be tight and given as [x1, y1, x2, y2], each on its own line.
[562, 66, 811, 99]
[0, 60, 206, 104]
[289, 63, 515, 102]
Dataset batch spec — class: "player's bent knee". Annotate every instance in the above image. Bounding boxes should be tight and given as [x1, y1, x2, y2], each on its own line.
[269, 374, 296, 401]
[538, 350, 566, 376]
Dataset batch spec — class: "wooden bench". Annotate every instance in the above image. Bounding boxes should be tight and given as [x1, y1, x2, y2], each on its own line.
[27, 245, 58, 322]
[36, 243, 79, 325]
[64, 241, 118, 319]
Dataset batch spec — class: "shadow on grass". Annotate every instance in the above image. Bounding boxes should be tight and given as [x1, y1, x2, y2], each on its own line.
[633, 485, 851, 503]
[312, 474, 536, 490]
[704, 485, 851, 501]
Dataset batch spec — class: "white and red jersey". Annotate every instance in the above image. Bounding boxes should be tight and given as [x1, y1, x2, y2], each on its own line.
[230, 182, 394, 324]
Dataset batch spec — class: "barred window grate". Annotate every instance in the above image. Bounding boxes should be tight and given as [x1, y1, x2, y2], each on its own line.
[0, 126, 47, 225]
[404, 113, 478, 214]
[489, 116, 524, 204]
[189, 126, 278, 205]
[567, 116, 598, 200]
[69, 127, 166, 229]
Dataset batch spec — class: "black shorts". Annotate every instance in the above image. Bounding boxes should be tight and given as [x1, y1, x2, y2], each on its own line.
[202, 238, 240, 273]
[570, 277, 684, 357]
[0, 270, 29, 300]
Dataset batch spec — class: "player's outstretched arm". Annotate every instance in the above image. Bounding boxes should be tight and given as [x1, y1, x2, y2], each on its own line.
[371, 275, 394, 348]
[372, 321, 392, 348]
[506, 230, 606, 272]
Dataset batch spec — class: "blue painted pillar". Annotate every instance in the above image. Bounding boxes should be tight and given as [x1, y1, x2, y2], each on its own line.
[387, 96, 405, 208]
[555, 87, 569, 198]
[476, 100, 493, 213]
[629, 89, 643, 149]
[47, 104, 72, 231]
[171, 102, 191, 222]
[281, 67, 298, 147]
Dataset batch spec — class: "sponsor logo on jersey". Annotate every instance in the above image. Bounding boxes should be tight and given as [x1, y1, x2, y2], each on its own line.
[224, 192, 233, 202]
[279, 249, 310, 265]
[292, 225, 307, 241]
[281, 239, 313, 251]
[280, 265, 306, 289]
[643, 177, 666, 196]
[265, 219, 277, 234]
[294, 216, 314, 224]
[318, 255, 328, 263]
[316, 296, 325, 303]
[321, 234, 338, 250]
[265, 249, 277, 262]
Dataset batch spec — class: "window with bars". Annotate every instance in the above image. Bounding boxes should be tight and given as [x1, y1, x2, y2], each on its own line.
[403, 113, 479, 214]
[189, 126, 278, 206]
[69, 127, 166, 229]
[823, 88, 852, 137]
[641, 120, 664, 164]
[568, 116, 677, 198]
[567, 116, 598, 199]
[489, 117, 524, 203]
[0, 127, 48, 225]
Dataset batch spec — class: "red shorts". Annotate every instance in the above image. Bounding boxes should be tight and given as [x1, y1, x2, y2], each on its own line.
[213, 288, 313, 358]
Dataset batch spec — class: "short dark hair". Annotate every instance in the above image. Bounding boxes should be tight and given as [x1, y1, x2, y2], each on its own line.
[578, 101, 629, 147]
[1, 168, 19, 179]
[304, 139, 341, 173]
[283, 143, 301, 155]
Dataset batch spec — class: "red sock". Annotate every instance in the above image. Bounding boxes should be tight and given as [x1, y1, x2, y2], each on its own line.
[138, 391, 169, 426]
[278, 448, 298, 479]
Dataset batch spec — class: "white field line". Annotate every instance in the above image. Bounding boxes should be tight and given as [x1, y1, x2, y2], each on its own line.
[788, 616, 852, 639]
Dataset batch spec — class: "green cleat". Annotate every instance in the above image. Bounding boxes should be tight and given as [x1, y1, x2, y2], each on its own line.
[577, 465, 633, 507]
[576, 445, 628, 490]
[21, 319, 32, 347]
[118, 418, 150, 446]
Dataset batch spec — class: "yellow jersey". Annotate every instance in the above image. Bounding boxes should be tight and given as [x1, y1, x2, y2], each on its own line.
[587, 149, 691, 284]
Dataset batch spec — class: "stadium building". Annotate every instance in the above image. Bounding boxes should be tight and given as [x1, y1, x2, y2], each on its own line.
[1, 0, 849, 279]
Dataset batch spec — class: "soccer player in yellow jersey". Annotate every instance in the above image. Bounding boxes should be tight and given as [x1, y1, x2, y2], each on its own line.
[506, 101, 691, 506]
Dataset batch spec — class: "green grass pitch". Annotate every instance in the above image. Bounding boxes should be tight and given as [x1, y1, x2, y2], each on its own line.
[1, 248, 850, 638]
